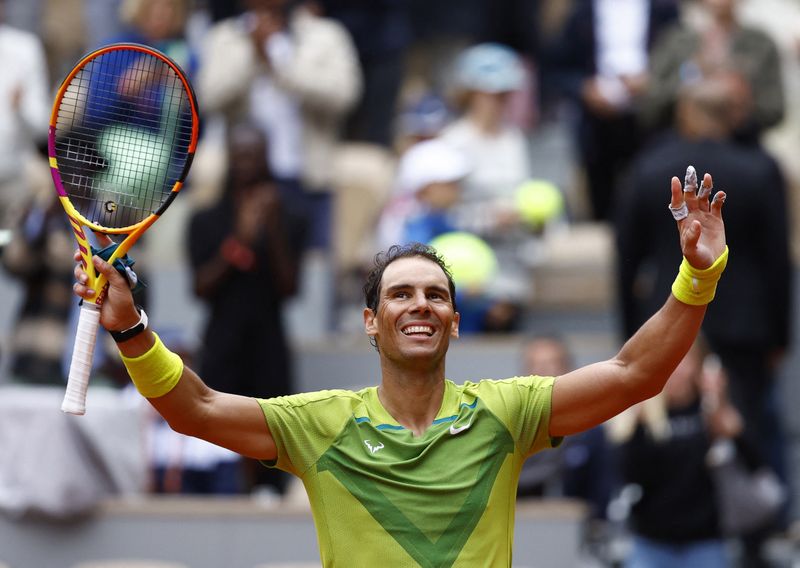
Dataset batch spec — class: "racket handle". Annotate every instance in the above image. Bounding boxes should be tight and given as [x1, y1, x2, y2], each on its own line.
[61, 303, 102, 415]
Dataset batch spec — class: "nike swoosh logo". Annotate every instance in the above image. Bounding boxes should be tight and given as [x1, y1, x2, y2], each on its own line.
[449, 416, 474, 435]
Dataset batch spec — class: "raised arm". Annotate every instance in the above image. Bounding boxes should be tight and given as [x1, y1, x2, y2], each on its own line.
[550, 169, 727, 437]
[73, 245, 277, 460]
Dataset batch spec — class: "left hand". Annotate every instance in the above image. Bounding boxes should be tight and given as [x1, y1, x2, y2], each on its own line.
[669, 167, 726, 269]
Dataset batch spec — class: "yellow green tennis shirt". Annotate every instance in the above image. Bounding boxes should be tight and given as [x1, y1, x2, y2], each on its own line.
[258, 376, 560, 568]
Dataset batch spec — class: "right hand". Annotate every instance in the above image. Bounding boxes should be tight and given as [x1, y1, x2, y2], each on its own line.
[73, 236, 140, 333]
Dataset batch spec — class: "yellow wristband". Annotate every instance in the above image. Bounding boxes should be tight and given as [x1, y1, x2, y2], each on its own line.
[671, 246, 729, 306]
[120, 332, 184, 398]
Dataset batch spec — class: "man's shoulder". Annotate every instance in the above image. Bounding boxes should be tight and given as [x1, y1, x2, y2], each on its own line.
[455, 376, 556, 397]
[264, 388, 368, 409]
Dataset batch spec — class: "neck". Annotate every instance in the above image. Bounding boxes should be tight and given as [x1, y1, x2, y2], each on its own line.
[378, 370, 446, 436]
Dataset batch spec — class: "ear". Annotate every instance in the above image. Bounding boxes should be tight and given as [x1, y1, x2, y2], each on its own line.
[450, 311, 460, 338]
[364, 307, 377, 337]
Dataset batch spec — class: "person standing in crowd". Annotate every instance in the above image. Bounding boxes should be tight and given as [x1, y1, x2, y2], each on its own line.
[187, 123, 306, 495]
[641, 0, 785, 144]
[615, 72, 792, 566]
[0, 0, 49, 234]
[541, 0, 679, 220]
[197, 0, 361, 251]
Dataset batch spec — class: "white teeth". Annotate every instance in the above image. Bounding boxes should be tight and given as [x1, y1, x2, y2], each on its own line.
[403, 325, 433, 336]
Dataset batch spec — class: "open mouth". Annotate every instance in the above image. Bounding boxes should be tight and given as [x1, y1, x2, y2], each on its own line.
[401, 325, 434, 337]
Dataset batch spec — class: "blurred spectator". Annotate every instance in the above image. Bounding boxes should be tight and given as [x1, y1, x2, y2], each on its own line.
[439, 42, 543, 331]
[517, 334, 615, 522]
[0, 190, 73, 384]
[393, 91, 453, 152]
[197, 0, 362, 251]
[615, 71, 792, 565]
[542, 0, 679, 221]
[106, 0, 197, 74]
[0, 0, 49, 233]
[611, 340, 733, 567]
[442, 42, 531, 210]
[187, 123, 306, 495]
[6, 0, 102, 88]
[376, 138, 467, 248]
[641, 0, 785, 144]
[404, 0, 490, 101]
[610, 339, 784, 568]
[324, 0, 413, 148]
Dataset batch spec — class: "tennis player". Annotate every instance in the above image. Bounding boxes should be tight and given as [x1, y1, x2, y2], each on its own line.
[73, 170, 727, 567]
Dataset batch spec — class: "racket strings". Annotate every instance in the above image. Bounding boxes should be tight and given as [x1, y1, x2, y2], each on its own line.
[54, 47, 194, 229]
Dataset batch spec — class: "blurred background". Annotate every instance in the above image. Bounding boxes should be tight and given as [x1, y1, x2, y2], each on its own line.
[1, 0, 800, 566]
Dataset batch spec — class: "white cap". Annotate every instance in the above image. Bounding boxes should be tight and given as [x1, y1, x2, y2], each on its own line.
[395, 139, 471, 195]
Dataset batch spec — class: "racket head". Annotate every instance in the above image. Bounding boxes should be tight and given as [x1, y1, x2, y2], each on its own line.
[49, 42, 199, 300]
[48, 42, 199, 234]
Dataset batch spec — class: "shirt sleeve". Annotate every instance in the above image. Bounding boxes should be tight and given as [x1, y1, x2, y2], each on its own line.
[473, 376, 562, 457]
[257, 390, 360, 476]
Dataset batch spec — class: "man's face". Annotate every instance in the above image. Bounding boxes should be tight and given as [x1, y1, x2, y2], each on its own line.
[364, 257, 460, 368]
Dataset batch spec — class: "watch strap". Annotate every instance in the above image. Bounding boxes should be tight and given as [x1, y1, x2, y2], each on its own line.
[109, 306, 148, 343]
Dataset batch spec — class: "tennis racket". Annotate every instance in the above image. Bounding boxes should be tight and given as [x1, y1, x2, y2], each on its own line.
[49, 43, 199, 415]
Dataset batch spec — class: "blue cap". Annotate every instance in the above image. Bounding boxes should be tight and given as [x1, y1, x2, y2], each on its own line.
[454, 43, 524, 93]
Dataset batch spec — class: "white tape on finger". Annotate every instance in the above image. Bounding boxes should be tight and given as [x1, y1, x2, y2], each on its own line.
[669, 202, 689, 221]
[684, 165, 698, 193]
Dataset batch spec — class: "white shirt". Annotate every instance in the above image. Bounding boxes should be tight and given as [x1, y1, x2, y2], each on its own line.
[248, 30, 304, 180]
[0, 24, 49, 181]
[440, 118, 532, 235]
[594, 0, 650, 78]
[440, 119, 531, 201]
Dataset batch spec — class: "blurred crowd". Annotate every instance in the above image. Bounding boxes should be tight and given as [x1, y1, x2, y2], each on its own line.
[0, 0, 798, 565]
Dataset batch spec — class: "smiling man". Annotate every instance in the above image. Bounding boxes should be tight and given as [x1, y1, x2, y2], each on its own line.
[73, 168, 727, 567]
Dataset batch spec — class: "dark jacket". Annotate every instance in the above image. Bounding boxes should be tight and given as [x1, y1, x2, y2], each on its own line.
[615, 132, 792, 350]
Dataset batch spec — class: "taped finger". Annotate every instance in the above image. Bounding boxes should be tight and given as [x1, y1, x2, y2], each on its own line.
[684, 165, 698, 193]
[698, 178, 713, 199]
[668, 201, 689, 221]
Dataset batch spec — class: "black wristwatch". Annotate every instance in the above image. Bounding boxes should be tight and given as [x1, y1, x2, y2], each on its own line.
[109, 306, 149, 343]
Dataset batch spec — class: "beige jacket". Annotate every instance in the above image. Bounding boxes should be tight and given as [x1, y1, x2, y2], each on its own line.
[198, 8, 363, 191]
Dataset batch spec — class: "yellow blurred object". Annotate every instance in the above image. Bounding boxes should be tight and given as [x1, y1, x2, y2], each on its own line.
[515, 179, 564, 228]
[429, 231, 497, 290]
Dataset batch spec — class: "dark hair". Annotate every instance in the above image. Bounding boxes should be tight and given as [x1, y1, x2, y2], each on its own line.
[363, 243, 458, 314]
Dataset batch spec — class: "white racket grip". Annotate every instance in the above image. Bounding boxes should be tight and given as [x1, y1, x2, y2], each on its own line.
[62, 303, 102, 415]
